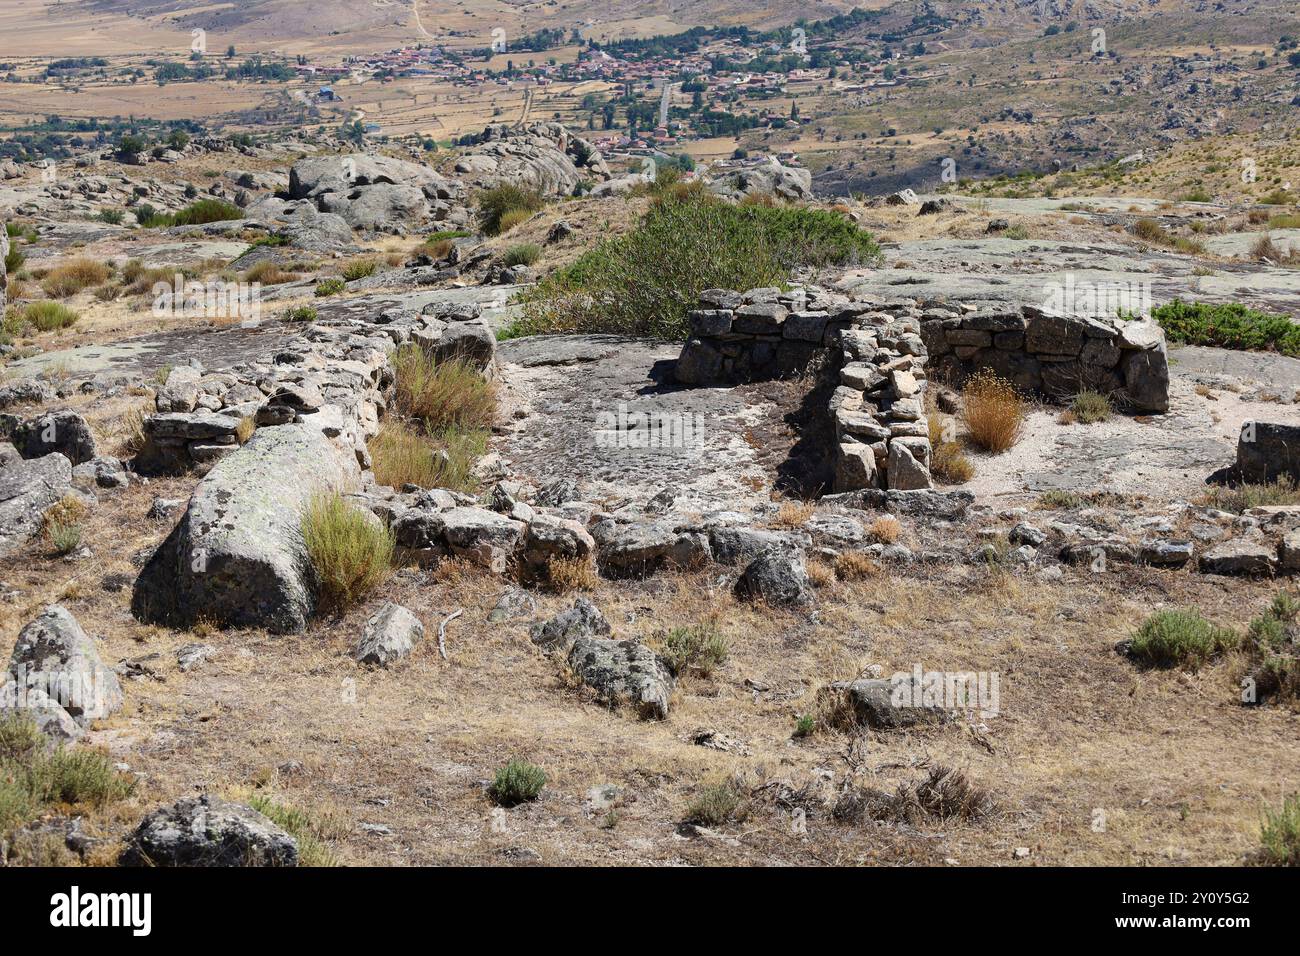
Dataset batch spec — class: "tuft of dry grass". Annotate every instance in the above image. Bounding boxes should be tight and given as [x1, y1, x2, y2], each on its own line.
[392, 345, 496, 432]
[835, 766, 995, 825]
[546, 555, 598, 593]
[1070, 390, 1112, 424]
[301, 492, 394, 616]
[835, 551, 879, 580]
[805, 559, 835, 588]
[684, 780, 745, 827]
[773, 500, 815, 528]
[928, 416, 975, 482]
[243, 261, 303, 285]
[40, 258, 111, 298]
[961, 370, 1025, 453]
[867, 516, 901, 544]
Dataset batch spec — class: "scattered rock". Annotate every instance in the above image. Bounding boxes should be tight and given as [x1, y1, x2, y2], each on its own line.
[353, 602, 424, 666]
[120, 795, 299, 867]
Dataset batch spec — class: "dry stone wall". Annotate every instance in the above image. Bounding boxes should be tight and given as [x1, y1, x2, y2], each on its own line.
[674, 287, 1171, 493]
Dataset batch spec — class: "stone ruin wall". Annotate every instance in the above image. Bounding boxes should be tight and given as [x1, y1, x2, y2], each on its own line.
[674, 287, 1171, 495]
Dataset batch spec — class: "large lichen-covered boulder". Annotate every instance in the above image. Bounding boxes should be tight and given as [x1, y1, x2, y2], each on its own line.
[454, 123, 610, 197]
[0, 452, 72, 559]
[120, 795, 299, 867]
[3, 604, 123, 728]
[131, 409, 362, 633]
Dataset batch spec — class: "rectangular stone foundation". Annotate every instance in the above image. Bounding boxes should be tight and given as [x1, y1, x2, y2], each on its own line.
[675, 288, 1170, 493]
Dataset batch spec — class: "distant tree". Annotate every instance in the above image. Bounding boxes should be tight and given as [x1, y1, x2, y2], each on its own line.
[226, 45, 237, 59]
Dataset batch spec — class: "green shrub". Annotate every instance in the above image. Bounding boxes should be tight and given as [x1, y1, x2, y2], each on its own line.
[0, 713, 134, 835]
[488, 760, 546, 807]
[301, 492, 394, 615]
[315, 278, 346, 297]
[684, 782, 744, 827]
[1242, 592, 1300, 703]
[1146, 300, 1300, 356]
[96, 208, 125, 225]
[427, 229, 471, 242]
[22, 301, 79, 331]
[476, 184, 545, 235]
[659, 622, 728, 677]
[793, 714, 816, 738]
[283, 305, 318, 322]
[246, 795, 340, 867]
[517, 189, 881, 339]
[4, 241, 24, 275]
[169, 198, 244, 226]
[1259, 794, 1300, 865]
[1128, 609, 1238, 670]
[501, 243, 541, 268]
[1070, 391, 1112, 424]
[341, 259, 378, 281]
[46, 521, 83, 555]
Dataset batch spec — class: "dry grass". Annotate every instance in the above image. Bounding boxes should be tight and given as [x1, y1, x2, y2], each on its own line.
[546, 556, 598, 593]
[867, 516, 901, 544]
[392, 345, 496, 432]
[301, 492, 394, 616]
[927, 415, 975, 483]
[772, 500, 815, 528]
[834, 551, 879, 580]
[805, 559, 835, 588]
[39, 258, 111, 298]
[961, 370, 1025, 453]
[243, 261, 303, 285]
[370, 417, 440, 489]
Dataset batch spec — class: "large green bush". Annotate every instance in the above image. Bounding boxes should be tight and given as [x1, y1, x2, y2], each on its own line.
[1148, 300, 1300, 356]
[512, 188, 882, 340]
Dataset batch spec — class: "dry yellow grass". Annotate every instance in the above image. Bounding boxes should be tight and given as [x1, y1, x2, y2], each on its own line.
[961, 370, 1025, 453]
[834, 551, 879, 580]
[773, 500, 816, 528]
[867, 516, 901, 544]
[546, 556, 598, 593]
[40, 258, 111, 298]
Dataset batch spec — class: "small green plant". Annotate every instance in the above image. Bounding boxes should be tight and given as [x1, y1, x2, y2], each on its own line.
[341, 259, 378, 281]
[20, 301, 79, 332]
[315, 278, 346, 297]
[301, 492, 394, 615]
[1241, 592, 1300, 704]
[793, 713, 816, 738]
[46, 521, 83, 555]
[245, 794, 341, 867]
[684, 781, 744, 827]
[476, 184, 545, 235]
[0, 713, 134, 834]
[96, 208, 125, 225]
[488, 760, 546, 807]
[1069, 391, 1113, 424]
[1128, 609, 1238, 670]
[659, 622, 728, 677]
[1259, 794, 1300, 866]
[501, 243, 541, 268]
[283, 305, 318, 322]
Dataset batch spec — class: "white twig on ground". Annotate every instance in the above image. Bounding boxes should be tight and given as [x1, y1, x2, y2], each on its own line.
[438, 608, 464, 660]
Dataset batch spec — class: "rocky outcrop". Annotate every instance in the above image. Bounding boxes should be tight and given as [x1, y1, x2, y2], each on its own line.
[454, 123, 609, 197]
[706, 160, 813, 202]
[288, 153, 464, 232]
[7, 410, 98, 465]
[0, 452, 72, 558]
[1, 605, 123, 739]
[120, 795, 299, 867]
[734, 548, 811, 605]
[530, 599, 674, 719]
